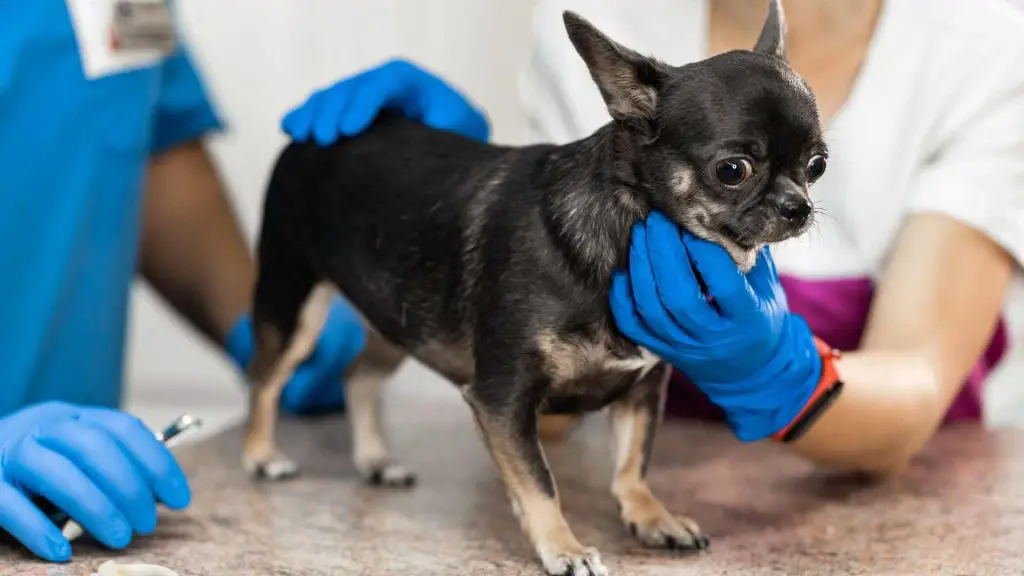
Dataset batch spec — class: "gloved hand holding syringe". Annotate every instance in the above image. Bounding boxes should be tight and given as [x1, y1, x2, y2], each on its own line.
[0, 404, 200, 562]
[58, 414, 203, 542]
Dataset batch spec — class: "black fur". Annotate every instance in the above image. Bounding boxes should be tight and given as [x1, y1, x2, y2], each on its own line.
[249, 5, 825, 573]
[252, 15, 826, 410]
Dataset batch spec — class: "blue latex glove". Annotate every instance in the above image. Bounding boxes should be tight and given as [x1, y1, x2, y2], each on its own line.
[281, 58, 490, 146]
[226, 295, 366, 415]
[0, 402, 190, 562]
[609, 211, 823, 442]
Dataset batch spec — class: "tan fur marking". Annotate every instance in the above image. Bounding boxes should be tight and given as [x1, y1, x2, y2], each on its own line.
[609, 365, 705, 549]
[242, 282, 336, 477]
[345, 327, 411, 484]
[671, 164, 696, 194]
[466, 402, 606, 576]
[671, 164, 762, 272]
[536, 330, 659, 388]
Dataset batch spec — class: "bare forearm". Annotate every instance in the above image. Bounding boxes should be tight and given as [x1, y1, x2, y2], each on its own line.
[788, 350, 944, 474]
[140, 140, 255, 346]
[789, 213, 1012, 475]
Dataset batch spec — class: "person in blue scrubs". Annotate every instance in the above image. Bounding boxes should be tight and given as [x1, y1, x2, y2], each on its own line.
[0, 2, 488, 563]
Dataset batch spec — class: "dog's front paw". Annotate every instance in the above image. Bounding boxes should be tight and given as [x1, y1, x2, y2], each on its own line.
[539, 544, 608, 576]
[242, 450, 300, 481]
[627, 513, 708, 552]
[356, 457, 416, 488]
[620, 494, 708, 552]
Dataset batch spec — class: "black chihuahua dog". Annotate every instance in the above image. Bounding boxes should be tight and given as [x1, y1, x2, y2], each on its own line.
[242, 1, 826, 574]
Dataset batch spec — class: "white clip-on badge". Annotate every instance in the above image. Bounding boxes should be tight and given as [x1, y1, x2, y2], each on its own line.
[65, 0, 175, 79]
[111, 0, 176, 52]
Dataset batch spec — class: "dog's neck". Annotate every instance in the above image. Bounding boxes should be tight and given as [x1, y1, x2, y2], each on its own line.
[540, 124, 648, 286]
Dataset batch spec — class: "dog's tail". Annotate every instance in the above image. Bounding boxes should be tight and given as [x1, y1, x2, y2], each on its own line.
[245, 142, 321, 384]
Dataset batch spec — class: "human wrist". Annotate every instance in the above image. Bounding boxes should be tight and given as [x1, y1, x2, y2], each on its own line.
[770, 335, 844, 443]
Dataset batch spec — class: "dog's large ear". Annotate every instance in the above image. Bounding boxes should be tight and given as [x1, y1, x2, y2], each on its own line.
[563, 11, 668, 129]
[752, 0, 787, 59]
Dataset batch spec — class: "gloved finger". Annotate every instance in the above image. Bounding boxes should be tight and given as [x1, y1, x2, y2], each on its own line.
[608, 270, 678, 359]
[11, 439, 132, 550]
[38, 420, 157, 536]
[432, 98, 490, 142]
[422, 102, 490, 142]
[281, 89, 328, 142]
[745, 245, 780, 299]
[681, 233, 760, 320]
[644, 211, 728, 333]
[312, 76, 363, 146]
[627, 224, 700, 346]
[0, 480, 71, 562]
[465, 114, 491, 142]
[77, 409, 190, 511]
[338, 70, 407, 136]
[420, 101, 466, 134]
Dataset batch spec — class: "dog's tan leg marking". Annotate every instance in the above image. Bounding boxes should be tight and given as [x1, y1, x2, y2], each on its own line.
[242, 282, 335, 480]
[345, 327, 414, 487]
[463, 392, 608, 576]
[609, 363, 708, 551]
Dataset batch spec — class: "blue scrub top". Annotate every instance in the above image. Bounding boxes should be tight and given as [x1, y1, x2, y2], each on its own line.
[0, 2, 223, 416]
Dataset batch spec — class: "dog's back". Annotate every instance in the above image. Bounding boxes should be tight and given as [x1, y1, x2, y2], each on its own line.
[253, 112, 554, 384]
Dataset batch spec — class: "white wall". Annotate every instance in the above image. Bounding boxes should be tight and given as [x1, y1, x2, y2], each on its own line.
[124, 0, 1024, 430]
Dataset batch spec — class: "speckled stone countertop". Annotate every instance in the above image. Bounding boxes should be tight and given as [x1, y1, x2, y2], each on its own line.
[5, 378, 1024, 576]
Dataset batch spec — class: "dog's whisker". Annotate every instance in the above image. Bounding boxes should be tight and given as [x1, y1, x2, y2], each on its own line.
[811, 206, 838, 226]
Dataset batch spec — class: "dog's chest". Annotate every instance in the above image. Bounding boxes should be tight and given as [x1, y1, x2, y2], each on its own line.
[537, 332, 660, 414]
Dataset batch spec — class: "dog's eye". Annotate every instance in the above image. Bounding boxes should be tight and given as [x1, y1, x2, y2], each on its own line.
[807, 155, 827, 182]
[715, 158, 752, 187]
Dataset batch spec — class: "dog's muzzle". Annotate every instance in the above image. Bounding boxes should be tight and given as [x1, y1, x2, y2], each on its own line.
[767, 179, 812, 228]
[770, 193, 811, 225]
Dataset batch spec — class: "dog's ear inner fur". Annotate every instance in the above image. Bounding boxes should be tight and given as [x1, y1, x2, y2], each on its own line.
[562, 11, 667, 130]
[752, 0, 787, 59]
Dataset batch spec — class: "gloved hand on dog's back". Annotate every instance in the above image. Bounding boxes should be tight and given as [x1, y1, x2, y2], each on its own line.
[255, 58, 485, 413]
[610, 210, 824, 442]
[0, 402, 190, 562]
[226, 296, 366, 415]
[281, 58, 490, 146]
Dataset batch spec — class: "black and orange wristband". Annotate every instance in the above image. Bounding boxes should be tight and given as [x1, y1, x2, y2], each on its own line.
[771, 337, 844, 443]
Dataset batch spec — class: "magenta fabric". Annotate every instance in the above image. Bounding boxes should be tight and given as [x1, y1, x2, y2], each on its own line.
[663, 274, 1009, 425]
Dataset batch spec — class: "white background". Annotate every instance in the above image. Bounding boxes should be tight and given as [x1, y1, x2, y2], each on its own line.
[123, 0, 1024, 434]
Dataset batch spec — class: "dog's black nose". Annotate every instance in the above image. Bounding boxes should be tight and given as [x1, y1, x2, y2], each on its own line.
[772, 195, 811, 223]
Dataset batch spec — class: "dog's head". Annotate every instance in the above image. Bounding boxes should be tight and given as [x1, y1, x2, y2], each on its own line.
[564, 0, 826, 271]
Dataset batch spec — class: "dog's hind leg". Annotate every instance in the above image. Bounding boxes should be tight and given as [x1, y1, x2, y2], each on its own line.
[344, 325, 414, 487]
[243, 253, 331, 480]
[462, 376, 608, 576]
[609, 362, 709, 552]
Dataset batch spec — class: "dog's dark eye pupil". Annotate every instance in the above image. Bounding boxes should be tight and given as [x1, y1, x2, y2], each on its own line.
[807, 155, 827, 181]
[716, 161, 746, 186]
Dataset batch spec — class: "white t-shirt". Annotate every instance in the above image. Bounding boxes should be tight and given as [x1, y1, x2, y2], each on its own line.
[519, 0, 1024, 283]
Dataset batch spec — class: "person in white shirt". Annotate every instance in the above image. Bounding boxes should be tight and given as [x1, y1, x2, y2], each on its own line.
[521, 0, 1024, 473]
